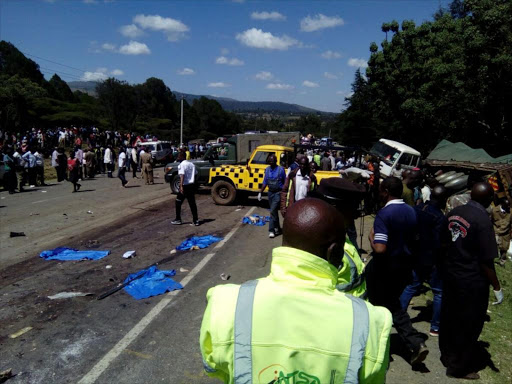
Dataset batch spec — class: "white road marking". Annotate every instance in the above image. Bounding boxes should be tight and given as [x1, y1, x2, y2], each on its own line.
[78, 206, 257, 384]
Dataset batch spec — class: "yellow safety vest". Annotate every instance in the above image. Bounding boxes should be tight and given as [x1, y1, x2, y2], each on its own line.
[338, 241, 367, 298]
[200, 246, 392, 384]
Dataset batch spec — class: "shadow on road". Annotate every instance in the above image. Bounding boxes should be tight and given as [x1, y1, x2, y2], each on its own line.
[76, 189, 96, 193]
[124, 185, 141, 188]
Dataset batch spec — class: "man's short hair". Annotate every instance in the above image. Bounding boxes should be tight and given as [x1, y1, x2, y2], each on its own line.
[381, 176, 403, 197]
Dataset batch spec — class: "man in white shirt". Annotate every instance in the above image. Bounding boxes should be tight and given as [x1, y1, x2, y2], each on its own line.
[171, 151, 199, 226]
[117, 147, 128, 187]
[131, 146, 138, 178]
[104, 145, 113, 178]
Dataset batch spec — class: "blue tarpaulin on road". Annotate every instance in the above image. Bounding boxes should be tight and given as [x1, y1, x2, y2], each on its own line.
[40, 247, 110, 261]
[242, 215, 270, 226]
[123, 266, 183, 300]
[176, 235, 223, 251]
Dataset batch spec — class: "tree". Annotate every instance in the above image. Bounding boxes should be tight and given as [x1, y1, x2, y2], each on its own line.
[48, 74, 75, 102]
[96, 78, 137, 132]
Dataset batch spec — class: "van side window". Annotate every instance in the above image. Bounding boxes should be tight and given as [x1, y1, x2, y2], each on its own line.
[398, 153, 413, 166]
[410, 155, 419, 167]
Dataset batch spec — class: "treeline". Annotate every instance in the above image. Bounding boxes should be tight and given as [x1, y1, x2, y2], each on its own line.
[338, 0, 512, 156]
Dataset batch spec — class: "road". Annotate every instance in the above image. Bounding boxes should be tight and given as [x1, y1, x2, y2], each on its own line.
[0, 171, 461, 383]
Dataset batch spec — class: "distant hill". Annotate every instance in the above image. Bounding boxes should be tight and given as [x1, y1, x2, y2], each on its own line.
[67, 81, 327, 115]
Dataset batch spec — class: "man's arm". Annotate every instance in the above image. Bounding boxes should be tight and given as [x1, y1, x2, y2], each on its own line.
[480, 262, 500, 291]
[370, 216, 388, 254]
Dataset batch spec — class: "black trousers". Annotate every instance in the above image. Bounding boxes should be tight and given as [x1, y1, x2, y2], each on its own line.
[366, 259, 424, 353]
[439, 278, 488, 377]
[118, 167, 127, 185]
[131, 160, 137, 177]
[175, 184, 198, 222]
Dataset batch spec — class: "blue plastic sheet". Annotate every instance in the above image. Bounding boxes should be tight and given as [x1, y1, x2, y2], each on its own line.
[40, 247, 110, 261]
[176, 235, 223, 251]
[123, 266, 183, 300]
[242, 214, 270, 226]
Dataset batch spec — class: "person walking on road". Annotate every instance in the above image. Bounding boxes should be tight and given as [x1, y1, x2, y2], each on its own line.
[200, 198, 392, 383]
[367, 176, 428, 367]
[67, 151, 81, 192]
[140, 149, 154, 185]
[117, 147, 128, 187]
[399, 185, 450, 337]
[440, 182, 504, 380]
[258, 154, 286, 238]
[171, 152, 199, 226]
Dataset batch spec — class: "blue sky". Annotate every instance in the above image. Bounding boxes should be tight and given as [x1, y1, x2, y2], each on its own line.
[1, 0, 448, 112]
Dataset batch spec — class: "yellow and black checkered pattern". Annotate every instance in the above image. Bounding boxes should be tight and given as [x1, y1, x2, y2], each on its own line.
[210, 165, 266, 191]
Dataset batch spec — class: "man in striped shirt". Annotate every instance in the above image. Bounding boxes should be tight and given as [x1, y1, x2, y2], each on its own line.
[367, 176, 428, 367]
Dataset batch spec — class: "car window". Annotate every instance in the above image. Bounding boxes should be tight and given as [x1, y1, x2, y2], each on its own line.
[250, 151, 275, 165]
[411, 155, 419, 167]
[157, 144, 162, 151]
[398, 152, 413, 166]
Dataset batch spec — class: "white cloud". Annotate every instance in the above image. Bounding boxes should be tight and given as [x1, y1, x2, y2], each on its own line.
[119, 41, 151, 55]
[266, 83, 294, 90]
[81, 69, 108, 81]
[255, 71, 273, 81]
[101, 43, 116, 51]
[303, 80, 319, 88]
[111, 69, 124, 76]
[208, 82, 230, 88]
[215, 56, 244, 66]
[119, 24, 144, 38]
[236, 28, 299, 50]
[178, 68, 195, 75]
[321, 50, 341, 59]
[300, 14, 344, 32]
[347, 58, 368, 68]
[133, 14, 189, 41]
[324, 72, 338, 79]
[251, 11, 286, 21]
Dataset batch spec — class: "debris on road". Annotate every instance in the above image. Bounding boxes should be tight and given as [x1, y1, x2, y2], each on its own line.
[123, 266, 183, 300]
[123, 250, 136, 259]
[235, 205, 244, 211]
[179, 267, 189, 273]
[40, 247, 111, 261]
[242, 215, 270, 226]
[86, 240, 100, 248]
[220, 273, 230, 281]
[169, 249, 177, 255]
[0, 368, 13, 382]
[41, 190, 47, 193]
[48, 292, 93, 300]
[9, 327, 32, 339]
[105, 265, 112, 269]
[176, 235, 222, 251]
[87, 210, 93, 214]
[9, 232, 26, 238]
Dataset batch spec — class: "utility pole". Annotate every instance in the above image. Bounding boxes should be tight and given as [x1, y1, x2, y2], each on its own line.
[180, 97, 184, 147]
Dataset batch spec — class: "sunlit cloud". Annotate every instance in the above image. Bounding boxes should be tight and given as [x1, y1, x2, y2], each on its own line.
[321, 50, 341, 59]
[133, 14, 189, 41]
[266, 83, 294, 90]
[303, 80, 319, 88]
[300, 14, 344, 32]
[208, 82, 230, 88]
[216, 56, 245, 66]
[178, 68, 195, 75]
[255, 71, 273, 81]
[119, 41, 151, 55]
[324, 72, 338, 79]
[251, 11, 286, 21]
[347, 58, 368, 68]
[236, 28, 299, 50]
[119, 24, 144, 38]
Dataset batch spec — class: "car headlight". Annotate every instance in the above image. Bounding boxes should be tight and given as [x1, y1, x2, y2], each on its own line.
[165, 166, 173, 174]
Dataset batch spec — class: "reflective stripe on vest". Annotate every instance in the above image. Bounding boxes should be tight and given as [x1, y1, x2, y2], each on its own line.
[337, 251, 364, 293]
[344, 295, 370, 384]
[234, 280, 259, 384]
[233, 279, 370, 384]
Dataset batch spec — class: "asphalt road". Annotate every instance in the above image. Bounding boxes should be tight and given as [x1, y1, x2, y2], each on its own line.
[0, 171, 462, 383]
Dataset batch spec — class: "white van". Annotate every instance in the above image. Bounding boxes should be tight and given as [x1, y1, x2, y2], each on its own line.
[139, 141, 173, 164]
[370, 139, 421, 178]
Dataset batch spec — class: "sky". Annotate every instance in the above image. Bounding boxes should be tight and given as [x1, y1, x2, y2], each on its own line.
[1, 0, 449, 113]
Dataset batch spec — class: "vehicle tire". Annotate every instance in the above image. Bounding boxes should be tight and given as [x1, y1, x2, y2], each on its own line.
[211, 180, 237, 205]
[170, 174, 181, 194]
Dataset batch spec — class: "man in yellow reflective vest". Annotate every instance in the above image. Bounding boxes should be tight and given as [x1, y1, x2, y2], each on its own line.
[200, 198, 392, 383]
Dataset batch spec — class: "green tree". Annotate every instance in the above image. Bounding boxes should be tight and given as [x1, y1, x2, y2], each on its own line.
[96, 78, 137, 132]
[48, 74, 75, 102]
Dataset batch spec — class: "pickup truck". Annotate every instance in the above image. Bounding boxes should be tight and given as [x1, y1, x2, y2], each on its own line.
[208, 144, 339, 205]
[164, 131, 300, 193]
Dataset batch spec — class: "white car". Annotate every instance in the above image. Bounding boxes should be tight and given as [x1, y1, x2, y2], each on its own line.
[139, 141, 173, 164]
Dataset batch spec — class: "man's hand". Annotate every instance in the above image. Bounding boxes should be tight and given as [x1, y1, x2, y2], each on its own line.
[492, 289, 504, 305]
[257, 192, 262, 202]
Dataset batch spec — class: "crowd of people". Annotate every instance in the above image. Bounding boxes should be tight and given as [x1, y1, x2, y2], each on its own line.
[201, 150, 510, 382]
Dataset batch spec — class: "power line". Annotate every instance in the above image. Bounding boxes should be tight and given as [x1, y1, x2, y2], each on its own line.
[40, 69, 83, 82]
[40, 66, 84, 81]
[22, 51, 88, 74]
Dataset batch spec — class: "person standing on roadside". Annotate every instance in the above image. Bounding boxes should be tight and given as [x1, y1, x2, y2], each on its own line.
[258, 154, 286, 238]
[13, 147, 27, 192]
[56, 147, 67, 182]
[67, 151, 81, 192]
[51, 147, 59, 177]
[104, 145, 113, 178]
[491, 198, 511, 266]
[84, 148, 96, 178]
[280, 157, 317, 217]
[131, 145, 138, 178]
[75, 145, 84, 181]
[1, 148, 16, 194]
[117, 147, 128, 187]
[33, 148, 46, 186]
[140, 148, 154, 185]
[367, 176, 428, 367]
[399, 185, 450, 338]
[440, 182, 504, 380]
[171, 151, 199, 226]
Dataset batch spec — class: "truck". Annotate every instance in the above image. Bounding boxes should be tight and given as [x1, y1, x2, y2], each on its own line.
[208, 144, 340, 205]
[164, 131, 300, 193]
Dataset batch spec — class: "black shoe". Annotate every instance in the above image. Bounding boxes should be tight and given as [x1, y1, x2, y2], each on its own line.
[76, 184, 81, 191]
[171, 219, 182, 225]
[411, 343, 429, 365]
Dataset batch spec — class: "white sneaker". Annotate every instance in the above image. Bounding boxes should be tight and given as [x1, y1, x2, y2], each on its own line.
[268, 232, 275, 238]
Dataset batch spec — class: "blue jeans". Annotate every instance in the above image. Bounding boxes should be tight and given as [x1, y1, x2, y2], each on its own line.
[400, 267, 442, 331]
[268, 191, 281, 233]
